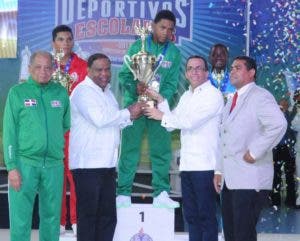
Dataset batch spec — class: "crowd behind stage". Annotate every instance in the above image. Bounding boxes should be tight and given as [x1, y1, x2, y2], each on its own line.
[2, 9, 300, 241]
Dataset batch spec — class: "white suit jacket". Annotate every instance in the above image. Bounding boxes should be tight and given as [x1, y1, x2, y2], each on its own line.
[216, 83, 287, 190]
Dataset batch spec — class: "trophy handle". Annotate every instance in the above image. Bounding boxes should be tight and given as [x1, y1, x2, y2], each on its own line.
[147, 54, 165, 92]
[154, 54, 164, 75]
[151, 54, 164, 80]
[124, 55, 138, 80]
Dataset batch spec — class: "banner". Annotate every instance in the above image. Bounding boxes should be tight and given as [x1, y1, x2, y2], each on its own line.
[55, 0, 193, 65]
[1, 0, 247, 165]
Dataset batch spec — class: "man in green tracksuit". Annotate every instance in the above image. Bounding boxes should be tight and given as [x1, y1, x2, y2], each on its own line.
[3, 51, 70, 241]
[117, 10, 181, 208]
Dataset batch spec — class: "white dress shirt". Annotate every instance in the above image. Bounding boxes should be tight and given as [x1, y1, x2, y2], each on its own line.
[159, 81, 224, 171]
[235, 82, 254, 101]
[69, 76, 131, 169]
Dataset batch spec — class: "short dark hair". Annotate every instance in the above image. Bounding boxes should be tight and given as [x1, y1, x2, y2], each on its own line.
[52, 25, 73, 41]
[186, 55, 208, 71]
[154, 10, 176, 25]
[209, 43, 228, 59]
[234, 56, 257, 79]
[87, 53, 111, 68]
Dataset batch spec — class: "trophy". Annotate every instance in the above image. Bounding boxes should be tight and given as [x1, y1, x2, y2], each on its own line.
[124, 25, 163, 107]
[52, 48, 74, 91]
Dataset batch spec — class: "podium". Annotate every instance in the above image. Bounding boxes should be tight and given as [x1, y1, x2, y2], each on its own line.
[113, 204, 175, 241]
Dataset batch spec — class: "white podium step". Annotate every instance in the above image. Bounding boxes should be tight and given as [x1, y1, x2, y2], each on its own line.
[59, 233, 189, 241]
[59, 232, 300, 241]
[114, 204, 175, 241]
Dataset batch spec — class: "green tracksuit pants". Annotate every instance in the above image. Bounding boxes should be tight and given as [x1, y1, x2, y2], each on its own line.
[8, 161, 64, 241]
[117, 116, 172, 197]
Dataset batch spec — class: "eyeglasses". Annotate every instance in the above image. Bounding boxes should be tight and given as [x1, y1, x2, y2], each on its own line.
[186, 66, 206, 72]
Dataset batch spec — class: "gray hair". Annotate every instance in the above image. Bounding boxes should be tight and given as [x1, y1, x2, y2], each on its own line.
[29, 51, 53, 66]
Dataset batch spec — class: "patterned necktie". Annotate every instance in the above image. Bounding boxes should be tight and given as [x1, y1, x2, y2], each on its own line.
[230, 92, 238, 113]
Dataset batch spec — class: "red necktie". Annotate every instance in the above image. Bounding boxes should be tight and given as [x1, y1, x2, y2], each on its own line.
[230, 92, 238, 113]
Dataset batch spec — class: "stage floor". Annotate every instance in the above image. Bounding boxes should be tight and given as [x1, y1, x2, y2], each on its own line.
[2, 169, 300, 239]
[0, 230, 300, 241]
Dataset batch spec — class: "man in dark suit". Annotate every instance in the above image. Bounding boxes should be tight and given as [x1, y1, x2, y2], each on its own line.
[271, 98, 297, 207]
[214, 56, 287, 241]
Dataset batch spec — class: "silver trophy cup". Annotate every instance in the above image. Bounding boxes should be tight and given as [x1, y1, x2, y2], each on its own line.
[124, 25, 163, 107]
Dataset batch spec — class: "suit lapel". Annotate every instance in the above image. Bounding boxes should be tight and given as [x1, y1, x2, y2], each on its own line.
[222, 99, 231, 123]
[222, 84, 256, 124]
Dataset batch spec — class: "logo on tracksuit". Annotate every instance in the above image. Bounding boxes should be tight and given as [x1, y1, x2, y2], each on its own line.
[24, 99, 37, 107]
[51, 100, 62, 107]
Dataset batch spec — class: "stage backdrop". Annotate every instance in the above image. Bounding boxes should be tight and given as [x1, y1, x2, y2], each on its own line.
[1, 0, 299, 165]
[250, 0, 299, 103]
[0, 0, 247, 165]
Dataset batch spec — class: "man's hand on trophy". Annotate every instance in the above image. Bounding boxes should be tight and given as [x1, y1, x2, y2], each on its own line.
[143, 106, 163, 121]
[128, 102, 148, 120]
[137, 82, 147, 95]
[146, 88, 164, 103]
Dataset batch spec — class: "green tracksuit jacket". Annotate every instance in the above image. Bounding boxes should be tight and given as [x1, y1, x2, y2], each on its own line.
[3, 77, 70, 170]
[119, 37, 181, 107]
[117, 36, 181, 196]
[3, 77, 70, 241]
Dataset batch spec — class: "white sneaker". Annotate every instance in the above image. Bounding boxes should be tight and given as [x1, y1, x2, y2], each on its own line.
[218, 233, 225, 241]
[116, 195, 131, 208]
[153, 191, 179, 209]
[72, 223, 77, 236]
[60, 225, 66, 235]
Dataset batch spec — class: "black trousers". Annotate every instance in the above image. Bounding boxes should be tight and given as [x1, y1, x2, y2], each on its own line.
[271, 145, 296, 206]
[72, 168, 117, 241]
[221, 183, 269, 241]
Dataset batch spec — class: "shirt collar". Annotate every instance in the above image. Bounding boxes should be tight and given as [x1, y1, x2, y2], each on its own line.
[86, 76, 111, 92]
[189, 80, 211, 93]
[27, 76, 51, 88]
[236, 82, 255, 96]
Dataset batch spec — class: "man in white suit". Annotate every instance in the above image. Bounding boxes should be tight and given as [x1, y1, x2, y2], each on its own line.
[214, 56, 287, 241]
